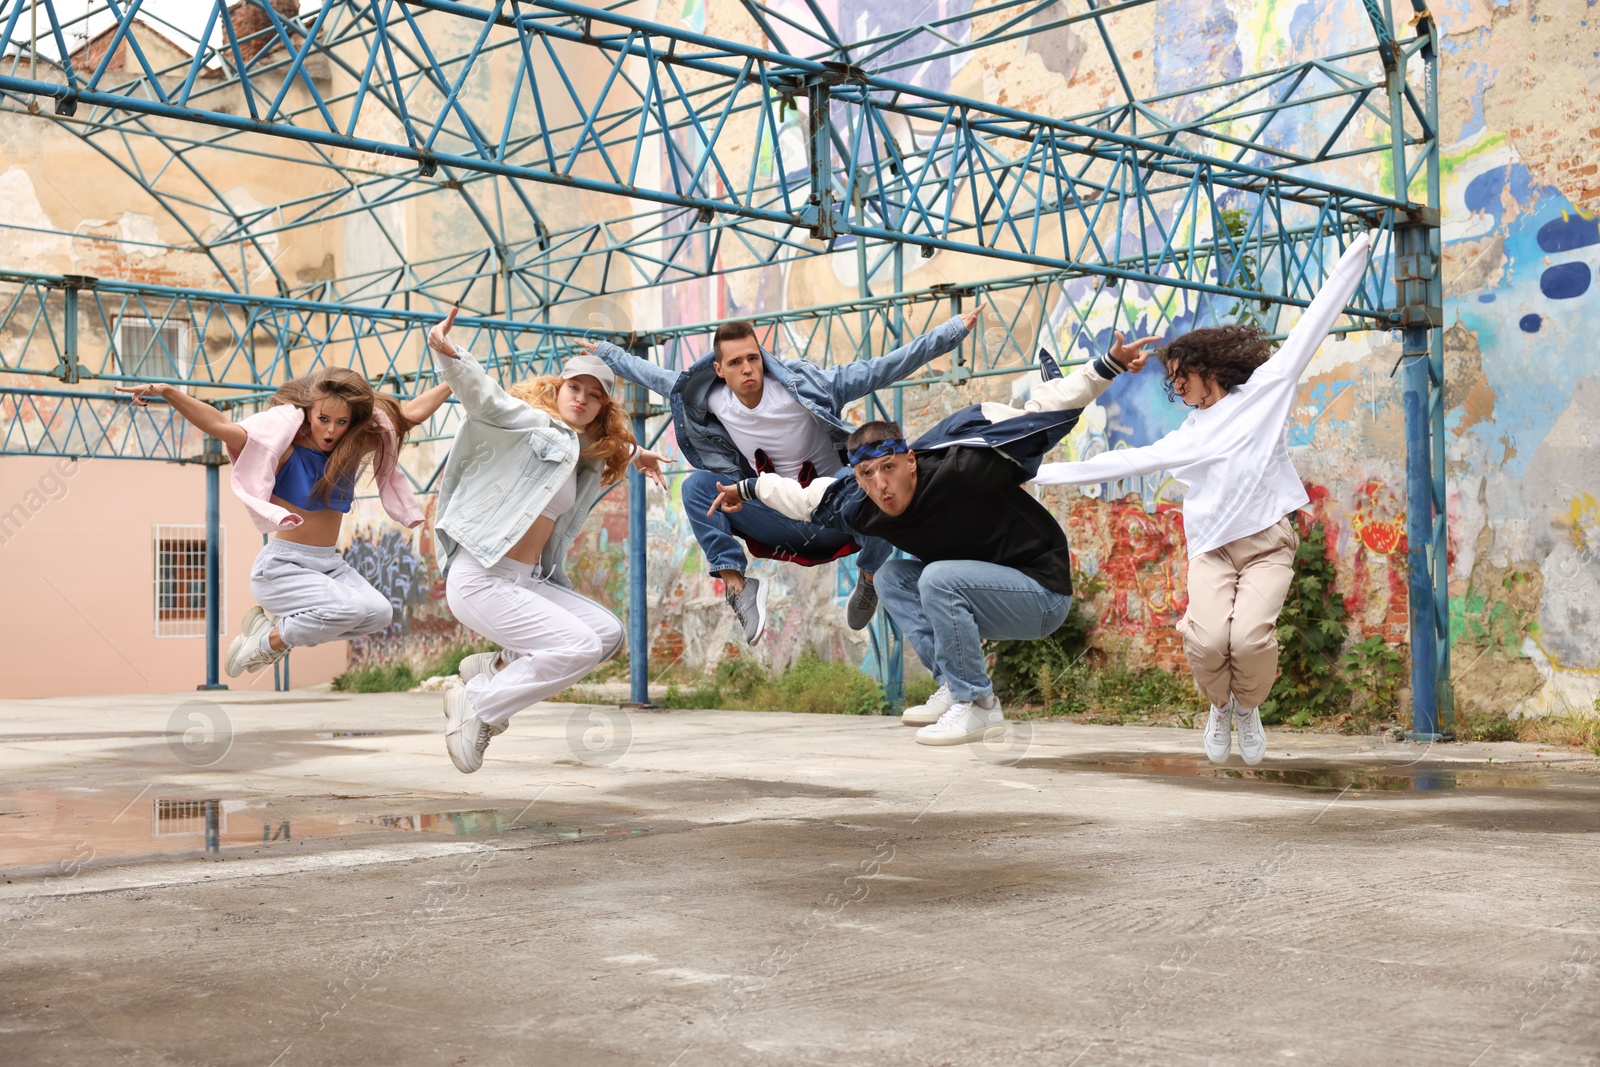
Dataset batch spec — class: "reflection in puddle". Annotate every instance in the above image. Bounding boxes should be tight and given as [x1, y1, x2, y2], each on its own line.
[366, 809, 652, 842]
[153, 798, 222, 853]
[0, 787, 652, 871]
[1023, 754, 1600, 793]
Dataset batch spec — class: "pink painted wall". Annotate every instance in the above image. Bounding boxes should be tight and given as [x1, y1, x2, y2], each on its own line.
[0, 455, 346, 698]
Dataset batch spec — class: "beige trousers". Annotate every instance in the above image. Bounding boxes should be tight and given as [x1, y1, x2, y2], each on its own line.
[1178, 516, 1300, 710]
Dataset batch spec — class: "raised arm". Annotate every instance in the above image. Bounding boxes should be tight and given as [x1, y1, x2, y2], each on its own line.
[427, 308, 550, 430]
[826, 305, 983, 402]
[1032, 424, 1198, 487]
[576, 338, 678, 398]
[1256, 230, 1373, 383]
[399, 382, 453, 428]
[115, 383, 248, 452]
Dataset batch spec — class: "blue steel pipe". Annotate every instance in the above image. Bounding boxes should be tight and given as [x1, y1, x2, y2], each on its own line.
[200, 435, 227, 691]
[1401, 337, 1438, 736]
[626, 372, 651, 706]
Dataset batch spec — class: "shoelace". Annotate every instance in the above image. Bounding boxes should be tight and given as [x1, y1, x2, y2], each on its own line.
[727, 586, 755, 625]
[474, 722, 503, 758]
[1206, 708, 1231, 739]
[933, 701, 973, 728]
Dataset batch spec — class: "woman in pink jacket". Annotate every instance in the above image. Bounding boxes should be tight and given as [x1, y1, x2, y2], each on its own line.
[118, 369, 451, 677]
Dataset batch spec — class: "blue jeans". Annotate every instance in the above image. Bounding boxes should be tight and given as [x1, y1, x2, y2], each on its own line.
[875, 558, 1072, 702]
[681, 470, 890, 576]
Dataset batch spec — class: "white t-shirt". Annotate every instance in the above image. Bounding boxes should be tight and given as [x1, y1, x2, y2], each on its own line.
[707, 381, 841, 478]
[539, 467, 579, 520]
[1033, 231, 1372, 557]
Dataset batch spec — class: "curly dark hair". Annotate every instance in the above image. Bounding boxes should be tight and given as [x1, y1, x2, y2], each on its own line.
[1157, 322, 1276, 402]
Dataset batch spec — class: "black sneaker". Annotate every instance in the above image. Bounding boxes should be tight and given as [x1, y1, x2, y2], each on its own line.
[846, 573, 877, 630]
[726, 577, 769, 645]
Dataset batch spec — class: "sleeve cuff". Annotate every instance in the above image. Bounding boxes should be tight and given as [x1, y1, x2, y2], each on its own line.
[1094, 352, 1126, 378]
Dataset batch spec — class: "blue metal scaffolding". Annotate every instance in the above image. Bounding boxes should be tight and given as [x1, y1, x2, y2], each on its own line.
[0, 0, 1448, 732]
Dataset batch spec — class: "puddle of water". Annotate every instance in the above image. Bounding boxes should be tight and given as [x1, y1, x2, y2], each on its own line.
[0, 787, 653, 873]
[1017, 754, 1600, 793]
[364, 809, 651, 842]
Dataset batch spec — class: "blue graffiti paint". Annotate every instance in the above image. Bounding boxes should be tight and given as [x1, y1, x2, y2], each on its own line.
[1519, 314, 1542, 333]
[1464, 163, 1534, 221]
[1478, 293, 1496, 302]
[1537, 213, 1600, 253]
[1539, 261, 1592, 300]
[1450, 176, 1595, 481]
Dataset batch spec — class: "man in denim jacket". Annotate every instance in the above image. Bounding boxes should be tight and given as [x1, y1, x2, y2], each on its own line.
[580, 307, 981, 644]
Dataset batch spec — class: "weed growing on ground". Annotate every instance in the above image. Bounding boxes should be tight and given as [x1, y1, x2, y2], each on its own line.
[331, 641, 496, 693]
[903, 674, 939, 708]
[332, 662, 418, 693]
[658, 652, 887, 715]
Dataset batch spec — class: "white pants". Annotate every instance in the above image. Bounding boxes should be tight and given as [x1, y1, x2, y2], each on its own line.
[445, 553, 624, 725]
[252, 539, 393, 649]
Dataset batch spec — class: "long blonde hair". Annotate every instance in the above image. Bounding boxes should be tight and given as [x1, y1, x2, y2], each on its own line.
[269, 368, 412, 505]
[508, 375, 634, 486]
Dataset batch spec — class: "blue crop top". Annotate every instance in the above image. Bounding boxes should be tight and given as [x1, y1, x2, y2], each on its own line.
[274, 445, 356, 513]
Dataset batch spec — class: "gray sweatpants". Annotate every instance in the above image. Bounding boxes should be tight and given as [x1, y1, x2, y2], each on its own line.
[251, 539, 393, 649]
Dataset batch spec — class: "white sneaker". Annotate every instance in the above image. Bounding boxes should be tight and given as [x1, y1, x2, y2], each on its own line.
[1234, 704, 1267, 765]
[915, 696, 1005, 746]
[1203, 701, 1234, 764]
[224, 606, 286, 678]
[444, 686, 506, 774]
[901, 684, 954, 727]
[458, 651, 503, 687]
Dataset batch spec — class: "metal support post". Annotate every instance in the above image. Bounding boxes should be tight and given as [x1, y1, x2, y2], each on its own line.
[199, 435, 228, 691]
[56, 275, 95, 383]
[626, 370, 654, 707]
[1397, 215, 1446, 740]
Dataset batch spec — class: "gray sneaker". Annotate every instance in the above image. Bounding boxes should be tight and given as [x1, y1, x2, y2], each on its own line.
[726, 577, 769, 646]
[845, 573, 877, 630]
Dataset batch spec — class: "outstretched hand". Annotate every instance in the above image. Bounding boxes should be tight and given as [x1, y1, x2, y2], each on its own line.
[959, 302, 987, 332]
[114, 383, 168, 406]
[1110, 331, 1161, 373]
[632, 447, 670, 490]
[575, 339, 599, 356]
[427, 306, 461, 359]
[706, 481, 744, 516]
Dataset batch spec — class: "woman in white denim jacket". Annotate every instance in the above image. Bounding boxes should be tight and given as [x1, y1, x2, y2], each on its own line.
[427, 309, 668, 774]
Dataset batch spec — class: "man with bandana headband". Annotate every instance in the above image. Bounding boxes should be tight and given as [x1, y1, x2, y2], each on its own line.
[707, 335, 1156, 745]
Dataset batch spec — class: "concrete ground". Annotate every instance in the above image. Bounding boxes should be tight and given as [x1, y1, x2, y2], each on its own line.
[2, 690, 1598, 1067]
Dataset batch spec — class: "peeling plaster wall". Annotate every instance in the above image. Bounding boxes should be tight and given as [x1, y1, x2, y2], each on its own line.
[593, 0, 1600, 718]
[3, 2, 1597, 715]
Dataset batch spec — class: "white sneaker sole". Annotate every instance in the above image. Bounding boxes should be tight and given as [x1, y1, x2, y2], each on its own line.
[444, 690, 485, 774]
[224, 606, 273, 678]
[915, 723, 1004, 747]
[900, 707, 948, 727]
[746, 579, 770, 646]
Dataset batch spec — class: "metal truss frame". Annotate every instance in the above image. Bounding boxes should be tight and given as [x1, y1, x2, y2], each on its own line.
[0, 0, 1448, 731]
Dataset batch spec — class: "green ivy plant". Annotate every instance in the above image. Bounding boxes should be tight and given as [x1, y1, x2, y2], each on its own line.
[1261, 522, 1353, 726]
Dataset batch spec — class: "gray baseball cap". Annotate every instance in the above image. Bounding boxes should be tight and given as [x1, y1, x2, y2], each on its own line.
[560, 353, 616, 396]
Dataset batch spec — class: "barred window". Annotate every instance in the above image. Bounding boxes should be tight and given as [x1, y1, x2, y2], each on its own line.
[153, 525, 225, 638]
[117, 316, 190, 383]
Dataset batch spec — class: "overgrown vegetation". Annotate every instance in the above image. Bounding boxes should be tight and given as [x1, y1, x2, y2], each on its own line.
[983, 579, 1207, 725]
[331, 639, 496, 693]
[1258, 522, 1408, 732]
[331, 662, 419, 694]
[657, 652, 886, 716]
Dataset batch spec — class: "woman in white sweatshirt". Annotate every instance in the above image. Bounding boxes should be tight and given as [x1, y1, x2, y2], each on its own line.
[1033, 231, 1372, 766]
